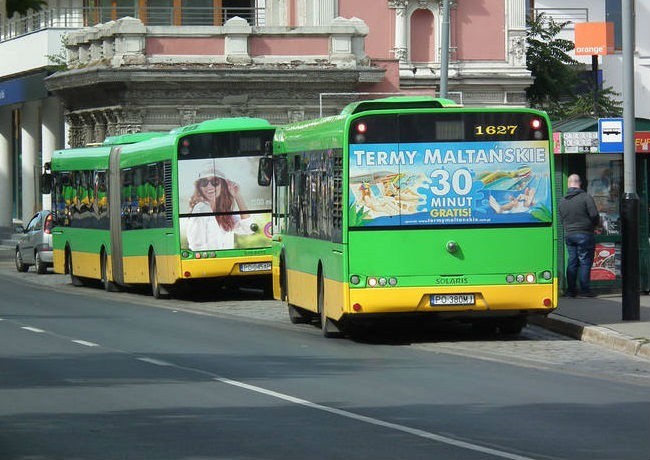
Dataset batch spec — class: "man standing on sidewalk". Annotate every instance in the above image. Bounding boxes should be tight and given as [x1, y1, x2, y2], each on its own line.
[558, 173, 600, 298]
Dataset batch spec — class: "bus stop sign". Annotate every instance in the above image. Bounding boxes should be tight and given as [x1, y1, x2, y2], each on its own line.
[598, 118, 624, 153]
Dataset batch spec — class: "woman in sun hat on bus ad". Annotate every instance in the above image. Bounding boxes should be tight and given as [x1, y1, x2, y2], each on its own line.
[186, 166, 253, 251]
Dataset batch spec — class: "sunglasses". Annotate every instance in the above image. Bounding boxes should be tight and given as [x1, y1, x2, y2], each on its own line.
[198, 177, 221, 187]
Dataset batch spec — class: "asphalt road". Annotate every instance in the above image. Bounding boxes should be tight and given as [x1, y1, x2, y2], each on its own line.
[1, 270, 649, 460]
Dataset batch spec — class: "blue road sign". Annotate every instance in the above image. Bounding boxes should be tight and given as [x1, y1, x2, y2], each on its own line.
[598, 118, 624, 153]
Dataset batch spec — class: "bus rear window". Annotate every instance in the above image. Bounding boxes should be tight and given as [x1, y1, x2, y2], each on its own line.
[178, 130, 275, 159]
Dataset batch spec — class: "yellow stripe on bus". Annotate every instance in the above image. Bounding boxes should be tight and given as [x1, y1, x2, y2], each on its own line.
[53, 248, 66, 274]
[285, 269, 348, 321]
[348, 282, 557, 314]
[283, 267, 557, 317]
[180, 255, 272, 279]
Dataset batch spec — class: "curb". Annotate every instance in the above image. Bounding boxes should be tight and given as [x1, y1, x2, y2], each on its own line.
[529, 314, 650, 361]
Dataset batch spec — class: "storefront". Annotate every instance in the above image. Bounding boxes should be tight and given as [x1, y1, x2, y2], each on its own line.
[553, 117, 650, 294]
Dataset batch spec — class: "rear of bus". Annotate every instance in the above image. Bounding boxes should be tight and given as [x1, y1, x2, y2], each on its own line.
[174, 121, 276, 287]
[344, 106, 557, 331]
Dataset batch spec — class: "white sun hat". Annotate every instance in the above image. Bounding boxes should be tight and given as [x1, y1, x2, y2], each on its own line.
[197, 166, 226, 180]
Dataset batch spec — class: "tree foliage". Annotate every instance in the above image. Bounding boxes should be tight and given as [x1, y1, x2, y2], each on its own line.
[526, 13, 581, 112]
[6, 0, 47, 18]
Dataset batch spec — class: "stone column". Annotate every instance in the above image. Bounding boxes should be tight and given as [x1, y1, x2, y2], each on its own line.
[21, 101, 40, 220]
[0, 106, 13, 229]
[390, 0, 408, 63]
[41, 97, 64, 211]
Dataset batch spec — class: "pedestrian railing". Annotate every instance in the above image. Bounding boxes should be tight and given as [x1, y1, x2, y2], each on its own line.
[1, 6, 266, 43]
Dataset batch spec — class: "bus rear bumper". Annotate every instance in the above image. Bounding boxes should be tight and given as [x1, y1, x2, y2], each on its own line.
[180, 255, 272, 279]
[347, 283, 557, 315]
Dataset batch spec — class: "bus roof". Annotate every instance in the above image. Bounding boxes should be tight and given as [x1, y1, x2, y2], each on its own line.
[340, 96, 462, 115]
[171, 117, 274, 135]
[102, 131, 170, 146]
[50, 145, 112, 171]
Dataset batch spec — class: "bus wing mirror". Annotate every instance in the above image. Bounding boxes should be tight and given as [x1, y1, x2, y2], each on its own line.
[41, 173, 52, 194]
[258, 157, 273, 186]
[274, 156, 289, 186]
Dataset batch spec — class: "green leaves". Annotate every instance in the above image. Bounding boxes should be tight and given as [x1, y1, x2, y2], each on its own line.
[6, 0, 47, 17]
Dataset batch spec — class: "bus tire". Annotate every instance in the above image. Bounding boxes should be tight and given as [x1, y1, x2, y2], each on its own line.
[66, 248, 84, 287]
[318, 271, 342, 338]
[100, 250, 120, 292]
[279, 254, 287, 302]
[149, 252, 170, 299]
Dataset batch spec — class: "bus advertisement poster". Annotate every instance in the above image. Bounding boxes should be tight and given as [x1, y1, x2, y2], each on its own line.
[349, 141, 553, 227]
[178, 157, 272, 251]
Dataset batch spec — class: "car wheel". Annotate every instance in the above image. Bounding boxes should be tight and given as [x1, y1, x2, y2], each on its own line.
[15, 249, 28, 272]
[34, 251, 47, 274]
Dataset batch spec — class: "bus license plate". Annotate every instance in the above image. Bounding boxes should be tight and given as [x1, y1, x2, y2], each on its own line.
[240, 262, 272, 273]
[431, 294, 475, 306]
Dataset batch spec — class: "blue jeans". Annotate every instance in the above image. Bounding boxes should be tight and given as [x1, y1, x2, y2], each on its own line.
[565, 232, 596, 294]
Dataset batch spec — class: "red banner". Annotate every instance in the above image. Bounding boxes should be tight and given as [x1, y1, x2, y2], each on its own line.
[636, 132, 650, 153]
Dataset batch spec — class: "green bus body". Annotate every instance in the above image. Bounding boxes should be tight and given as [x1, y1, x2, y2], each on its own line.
[270, 97, 558, 336]
[49, 118, 275, 297]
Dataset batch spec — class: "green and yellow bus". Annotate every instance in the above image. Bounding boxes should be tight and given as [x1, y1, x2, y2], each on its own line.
[45, 118, 275, 297]
[261, 97, 557, 337]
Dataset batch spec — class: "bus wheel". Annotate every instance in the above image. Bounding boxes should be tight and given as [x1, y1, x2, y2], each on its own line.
[279, 255, 287, 302]
[318, 272, 342, 338]
[66, 249, 84, 287]
[498, 317, 527, 335]
[149, 253, 170, 299]
[100, 250, 119, 292]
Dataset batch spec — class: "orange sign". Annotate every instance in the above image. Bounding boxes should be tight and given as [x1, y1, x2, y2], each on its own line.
[574, 22, 614, 55]
[636, 132, 650, 153]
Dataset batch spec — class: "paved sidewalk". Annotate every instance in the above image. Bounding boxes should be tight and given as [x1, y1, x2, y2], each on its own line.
[529, 294, 650, 360]
[2, 246, 649, 360]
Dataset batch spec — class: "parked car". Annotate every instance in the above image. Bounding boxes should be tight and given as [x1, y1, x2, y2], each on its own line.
[15, 210, 54, 274]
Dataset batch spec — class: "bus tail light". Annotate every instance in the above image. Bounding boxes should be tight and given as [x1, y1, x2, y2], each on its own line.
[353, 303, 362, 311]
[530, 118, 542, 130]
[543, 298, 552, 307]
[184, 271, 191, 278]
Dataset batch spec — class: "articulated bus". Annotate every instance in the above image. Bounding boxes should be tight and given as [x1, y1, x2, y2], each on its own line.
[44, 118, 275, 297]
[261, 96, 557, 337]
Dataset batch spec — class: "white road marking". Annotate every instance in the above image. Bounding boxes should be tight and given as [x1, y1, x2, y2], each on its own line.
[137, 357, 173, 366]
[214, 376, 539, 460]
[21, 326, 45, 333]
[71, 340, 99, 347]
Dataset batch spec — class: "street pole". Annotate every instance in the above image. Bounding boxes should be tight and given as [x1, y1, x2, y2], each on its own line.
[439, 0, 450, 98]
[621, 0, 640, 320]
